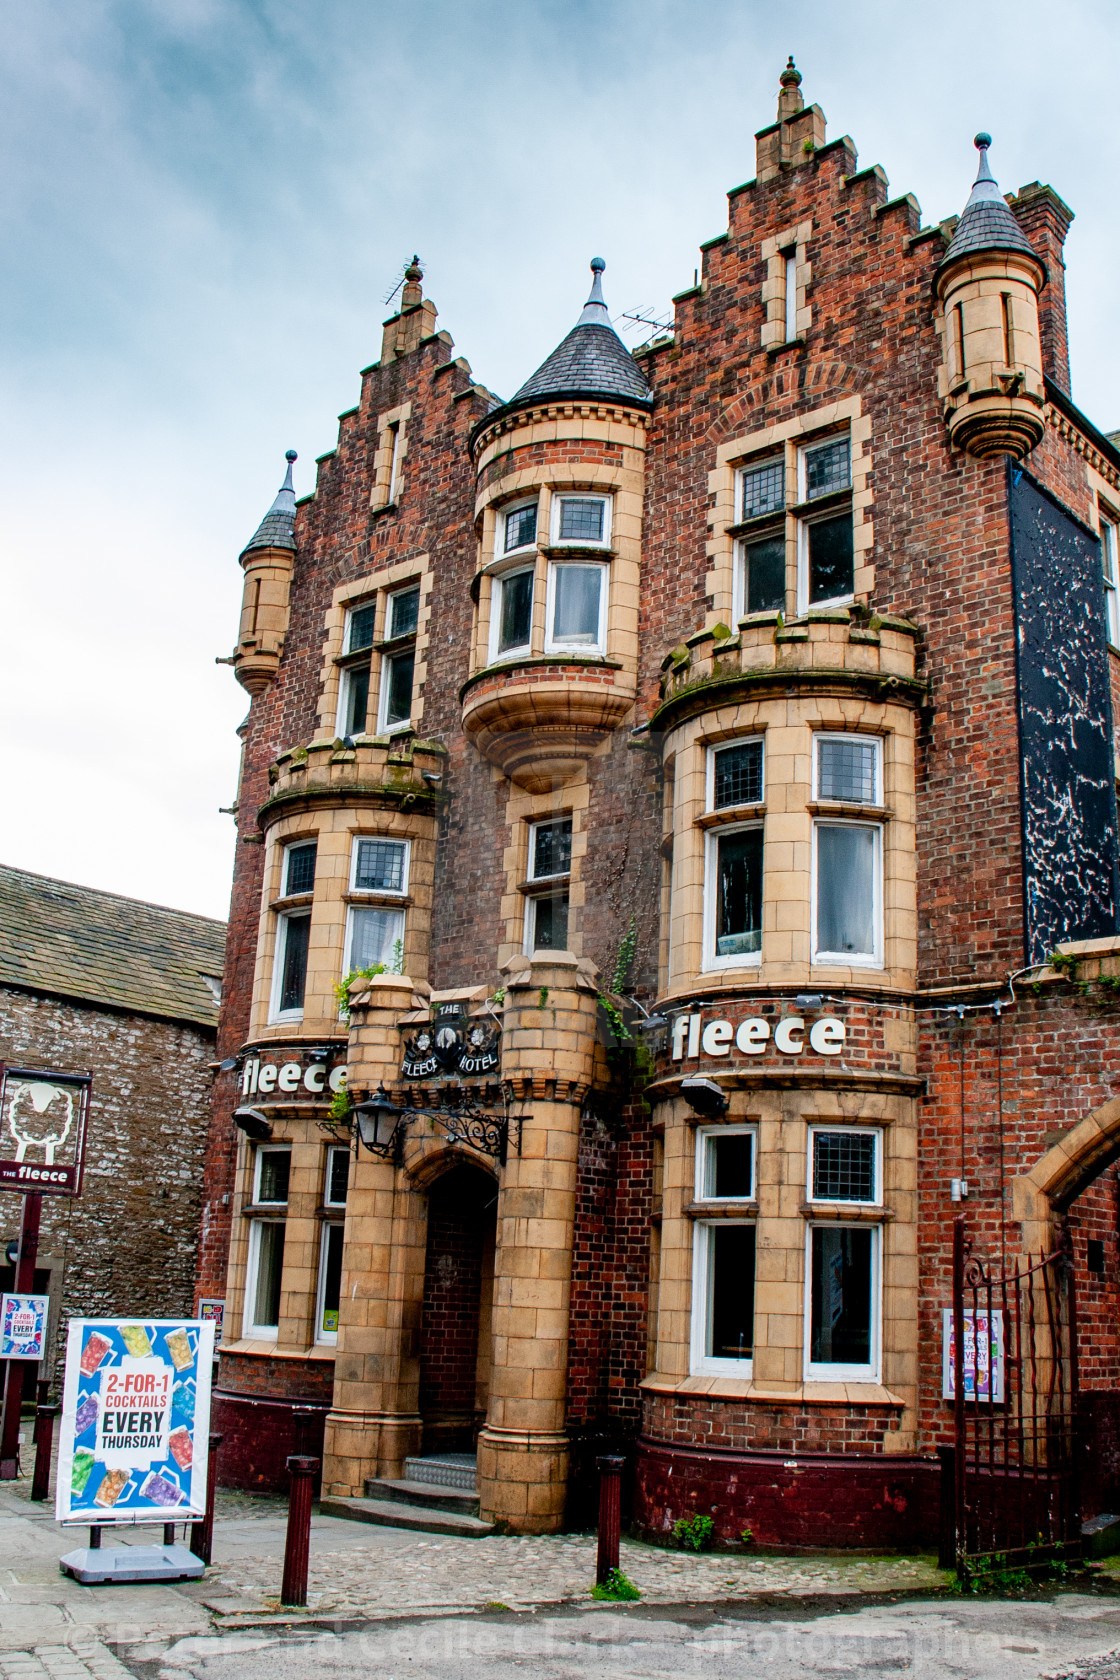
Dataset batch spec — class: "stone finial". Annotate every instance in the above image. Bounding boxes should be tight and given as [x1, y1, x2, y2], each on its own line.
[778, 55, 804, 121]
[402, 255, 424, 309]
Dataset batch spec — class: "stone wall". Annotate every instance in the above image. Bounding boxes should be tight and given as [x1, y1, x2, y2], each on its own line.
[0, 985, 213, 1383]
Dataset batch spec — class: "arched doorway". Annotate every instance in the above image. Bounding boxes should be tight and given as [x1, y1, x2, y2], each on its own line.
[418, 1162, 497, 1458]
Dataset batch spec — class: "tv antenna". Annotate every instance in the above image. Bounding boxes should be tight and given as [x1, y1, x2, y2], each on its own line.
[382, 255, 426, 308]
[615, 306, 673, 340]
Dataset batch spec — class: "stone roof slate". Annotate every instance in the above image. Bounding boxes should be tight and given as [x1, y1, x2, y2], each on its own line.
[0, 864, 226, 1028]
[940, 138, 1037, 270]
[511, 321, 652, 409]
[242, 451, 298, 556]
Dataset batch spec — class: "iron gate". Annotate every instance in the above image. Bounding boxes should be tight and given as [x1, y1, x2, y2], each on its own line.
[952, 1216, 1081, 1580]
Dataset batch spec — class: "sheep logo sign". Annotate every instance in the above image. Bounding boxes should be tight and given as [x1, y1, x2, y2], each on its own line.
[0, 1065, 91, 1195]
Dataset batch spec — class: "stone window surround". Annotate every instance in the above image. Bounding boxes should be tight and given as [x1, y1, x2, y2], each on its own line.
[706, 396, 874, 628]
[1087, 462, 1120, 659]
[242, 1212, 286, 1341]
[665, 707, 912, 995]
[471, 457, 642, 682]
[224, 1122, 349, 1359]
[499, 776, 590, 969]
[760, 219, 813, 351]
[369, 401, 411, 511]
[690, 1215, 756, 1377]
[662, 1103, 908, 1404]
[249, 806, 435, 1038]
[317, 555, 432, 739]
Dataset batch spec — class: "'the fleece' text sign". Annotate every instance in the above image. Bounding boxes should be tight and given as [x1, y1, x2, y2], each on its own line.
[671, 1013, 846, 1061]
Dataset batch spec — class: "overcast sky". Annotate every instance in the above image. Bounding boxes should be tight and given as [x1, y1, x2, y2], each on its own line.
[2, 0, 1116, 921]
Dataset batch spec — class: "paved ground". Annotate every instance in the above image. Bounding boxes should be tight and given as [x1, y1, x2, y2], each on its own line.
[5, 1449, 1120, 1678]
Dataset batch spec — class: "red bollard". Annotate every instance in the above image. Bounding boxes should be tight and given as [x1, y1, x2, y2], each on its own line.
[190, 1433, 223, 1566]
[30, 1403, 60, 1502]
[280, 1455, 319, 1607]
[595, 1455, 625, 1585]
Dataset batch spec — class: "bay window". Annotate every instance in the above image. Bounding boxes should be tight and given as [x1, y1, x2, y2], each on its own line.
[244, 1143, 290, 1340]
[545, 561, 607, 654]
[346, 835, 408, 976]
[490, 567, 534, 661]
[551, 494, 611, 548]
[315, 1223, 344, 1343]
[806, 1224, 879, 1381]
[500, 498, 538, 555]
[691, 1221, 756, 1374]
[695, 1125, 756, 1202]
[812, 734, 882, 967]
[807, 1127, 881, 1206]
[272, 912, 310, 1019]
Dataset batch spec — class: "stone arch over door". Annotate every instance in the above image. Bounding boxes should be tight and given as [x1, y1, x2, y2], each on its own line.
[1013, 1095, 1120, 1254]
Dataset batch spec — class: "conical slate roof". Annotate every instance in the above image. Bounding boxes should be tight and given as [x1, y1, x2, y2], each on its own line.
[508, 259, 652, 410]
[241, 450, 298, 554]
[940, 134, 1038, 269]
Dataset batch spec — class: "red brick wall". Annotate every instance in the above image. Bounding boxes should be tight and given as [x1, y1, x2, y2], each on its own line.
[418, 1165, 495, 1452]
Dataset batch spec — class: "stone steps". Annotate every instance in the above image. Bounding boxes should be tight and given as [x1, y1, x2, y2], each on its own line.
[320, 1495, 495, 1538]
[364, 1475, 480, 1517]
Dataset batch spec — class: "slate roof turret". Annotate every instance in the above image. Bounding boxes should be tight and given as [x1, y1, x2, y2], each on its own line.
[241, 449, 299, 556]
[507, 259, 652, 412]
[939, 134, 1039, 271]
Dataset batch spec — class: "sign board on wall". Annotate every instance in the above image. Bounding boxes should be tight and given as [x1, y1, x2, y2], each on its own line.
[239, 1053, 346, 1099]
[0, 1066, 91, 1195]
[0, 1293, 49, 1359]
[56, 1318, 215, 1524]
[402, 1001, 501, 1081]
[942, 1309, 1005, 1402]
[670, 1012, 846, 1061]
[197, 1299, 224, 1347]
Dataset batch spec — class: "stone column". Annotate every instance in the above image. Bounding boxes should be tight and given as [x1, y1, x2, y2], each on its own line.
[321, 973, 429, 1496]
[477, 951, 600, 1533]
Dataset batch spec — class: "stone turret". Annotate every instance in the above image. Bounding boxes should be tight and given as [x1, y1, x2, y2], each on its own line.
[230, 450, 299, 694]
[935, 135, 1046, 459]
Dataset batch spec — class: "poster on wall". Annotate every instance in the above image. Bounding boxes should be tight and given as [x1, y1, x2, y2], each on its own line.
[197, 1299, 224, 1347]
[0, 1065, 91, 1196]
[0, 1293, 49, 1359]
[55, 1318, 215, 1525]
[942, 1308, 1005, 1402]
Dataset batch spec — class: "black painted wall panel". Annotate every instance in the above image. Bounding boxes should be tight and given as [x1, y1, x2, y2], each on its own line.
[1010, 467, 1119, 964]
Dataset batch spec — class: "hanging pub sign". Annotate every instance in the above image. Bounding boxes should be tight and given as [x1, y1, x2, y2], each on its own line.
[0, 1065, 91, 1196]
[0, 1293, 49, 1360]
[56, 1317, 215, 1525]
[402, 1000, 501, 1081]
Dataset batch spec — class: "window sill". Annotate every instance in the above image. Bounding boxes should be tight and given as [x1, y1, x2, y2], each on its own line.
[807, 801, 892, 821]
[726, 517, 784, 540]
[699, 958, 763, 975]
[219, 1338, 336, 1361]
[810, 956, 884, 972]
[696, 803, 765, 829]
[683, 1200, 758, 1219]
[641, 1372, 905, 1406]
[766, 335, 807, 358]
[519, 873, 571, 895]
[790, 489, 852, 519]
[543, 644, 608, 660]
[376, 632, 418, 655]
[270, 893, 314, 913]
[241, 1204, 288, 1219]
[344, 892, 412, 907]
[802, 1201, 892, 1222]
[540, 544, 616, 559]
[334, 649, 374, 668]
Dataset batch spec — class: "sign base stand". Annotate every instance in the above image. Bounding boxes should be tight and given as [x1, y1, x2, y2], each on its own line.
[60, 1542, 206, 1584]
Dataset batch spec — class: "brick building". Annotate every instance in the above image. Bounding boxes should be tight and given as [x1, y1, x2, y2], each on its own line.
[0, 866, 224, 1385]
[198, 64, 1120, 1547]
